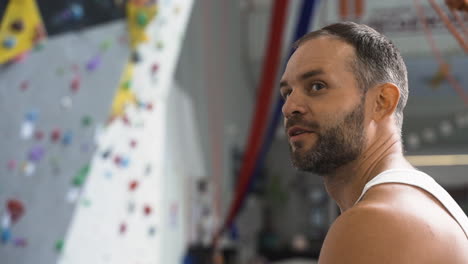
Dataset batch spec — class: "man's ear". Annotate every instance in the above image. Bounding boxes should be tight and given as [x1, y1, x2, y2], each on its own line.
[372, 83, 400, 122]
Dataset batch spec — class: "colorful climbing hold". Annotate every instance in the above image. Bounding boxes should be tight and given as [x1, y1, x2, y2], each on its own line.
[102, 149, 112, 159]
[28, 145, 45, 162]
[81, 198, 91, 207]
[146, 102, 153, 111]
[122, 80, 132, 90]
[2, 36, 16, 49]
[130, 139, 137, 148]
[62, 131, 73, 146]
[136, 11, 149, 27]
[50, 128, 61, 142]
[81, 116, 92, 127]
[34, 42, 44, 51]
[25, 110, 39, 122]
[10, 19, 25, 32]
[7, 199, 25, 223]
[114, 155, 122, 165]
[20, 121, 35, 140]
[72, 164, 90, 187]
[100, 40, 112, 52]
[13, 237, 27, 247]
[143, 205, 152, 216]
[120, 157, 130, 168]
[155, 40, 164, 50]
[55, 239, 64, 253]
[1, 228, 11, 243]
[86, 55, 101, 72]
[119, 222, 127, 234]
[131, 50, 141, 63]
[122, 115, 130, 126]
[22, 162, 36, 176]
[70, 76, 80, 93]
[151, 63, 159, 74]
[148, 226, 156, 236]
[129, 180, 139, 191]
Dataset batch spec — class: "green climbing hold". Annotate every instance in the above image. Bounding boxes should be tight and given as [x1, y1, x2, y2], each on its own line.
[156, 41, 164, 50]
[34, 42, 44, 51]
[72, 164, 90, 187]
[122, 80, 132, 90]
[136, 11, 148, 27]
[81, 198, 91, 207]
[55, 239, 64, 253]
[81, 116, 92, 127]
[100, 40, 112, 52]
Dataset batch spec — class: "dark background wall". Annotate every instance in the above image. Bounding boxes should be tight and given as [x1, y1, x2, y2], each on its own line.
[0, 0, 126, 36]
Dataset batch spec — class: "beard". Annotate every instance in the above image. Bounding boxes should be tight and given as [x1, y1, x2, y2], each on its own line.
[287, 97, 366, 176]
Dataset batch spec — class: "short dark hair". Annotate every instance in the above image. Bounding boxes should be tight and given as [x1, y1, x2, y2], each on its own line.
[294, 22, 408, 132]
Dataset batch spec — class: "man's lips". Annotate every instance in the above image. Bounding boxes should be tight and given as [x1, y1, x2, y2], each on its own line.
[287, 126, 314, 139]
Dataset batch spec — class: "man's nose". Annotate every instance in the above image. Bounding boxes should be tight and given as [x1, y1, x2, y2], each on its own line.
[282, 91, 306, 118]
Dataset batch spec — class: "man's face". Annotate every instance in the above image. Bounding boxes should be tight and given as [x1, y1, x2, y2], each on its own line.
[280, 37, 367, 175]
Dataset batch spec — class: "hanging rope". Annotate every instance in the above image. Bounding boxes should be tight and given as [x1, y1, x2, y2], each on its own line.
[428, 0, 468, 53]
[413, 0, 468, 105]
[212, 0, 290, 247]
[247, 0, 318, 217]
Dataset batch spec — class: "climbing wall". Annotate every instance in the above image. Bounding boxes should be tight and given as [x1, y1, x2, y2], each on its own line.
[58, 1, 195, 264]
[0, 0, 195, 263]
[0, 21, 130, 264]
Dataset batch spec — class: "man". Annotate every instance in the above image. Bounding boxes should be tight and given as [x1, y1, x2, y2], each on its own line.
[280, 22, 468, 263]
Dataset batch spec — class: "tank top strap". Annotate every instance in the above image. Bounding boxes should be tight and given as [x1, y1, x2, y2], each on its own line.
[354, 169, 468, 239]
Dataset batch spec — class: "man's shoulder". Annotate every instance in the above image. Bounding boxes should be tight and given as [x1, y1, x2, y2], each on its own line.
[318, 203, 442, 264]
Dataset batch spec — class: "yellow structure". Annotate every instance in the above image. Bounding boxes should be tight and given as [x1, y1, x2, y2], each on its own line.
[110, 63, 137, 118]
[126, 0, 158, 48]
[0, 0, 46, 64]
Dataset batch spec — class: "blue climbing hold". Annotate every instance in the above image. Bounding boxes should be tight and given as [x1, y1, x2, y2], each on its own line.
[25, 110, 39, 122]
[2, 36, 16, 49]
[62, 131, 73, 146]
[1, 228, 12, 243]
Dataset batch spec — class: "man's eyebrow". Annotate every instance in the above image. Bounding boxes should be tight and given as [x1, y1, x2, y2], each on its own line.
[279, 69, 325, 88]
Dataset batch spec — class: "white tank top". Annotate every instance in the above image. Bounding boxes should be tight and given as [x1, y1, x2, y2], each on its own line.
[354, 169, 468, 239]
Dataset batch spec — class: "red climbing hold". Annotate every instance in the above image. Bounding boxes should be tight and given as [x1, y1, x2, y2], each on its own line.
[6, 199, 25, 224]
[70, 76, 81, 93]
[129, 180, 139, 191]
[144, 205, 152, 216]
[50, 129, 61, 142]
[119, 222, 127, 234]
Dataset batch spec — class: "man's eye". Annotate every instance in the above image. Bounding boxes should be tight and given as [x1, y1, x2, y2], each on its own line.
[281, 90, 291, 99]
[310, 83, 325, 92]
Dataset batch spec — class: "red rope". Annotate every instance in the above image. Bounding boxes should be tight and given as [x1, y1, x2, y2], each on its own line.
[413, 0, 468, 105]
[428, 0, 468, 53]
[449, 7, 468, 38]
[213, 0, 290, 246]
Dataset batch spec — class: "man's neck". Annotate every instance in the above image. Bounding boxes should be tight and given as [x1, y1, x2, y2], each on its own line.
[323, 133, 413, 213]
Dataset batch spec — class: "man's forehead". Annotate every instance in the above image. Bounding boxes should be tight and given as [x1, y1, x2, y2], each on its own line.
[283, 36, 355, 79]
